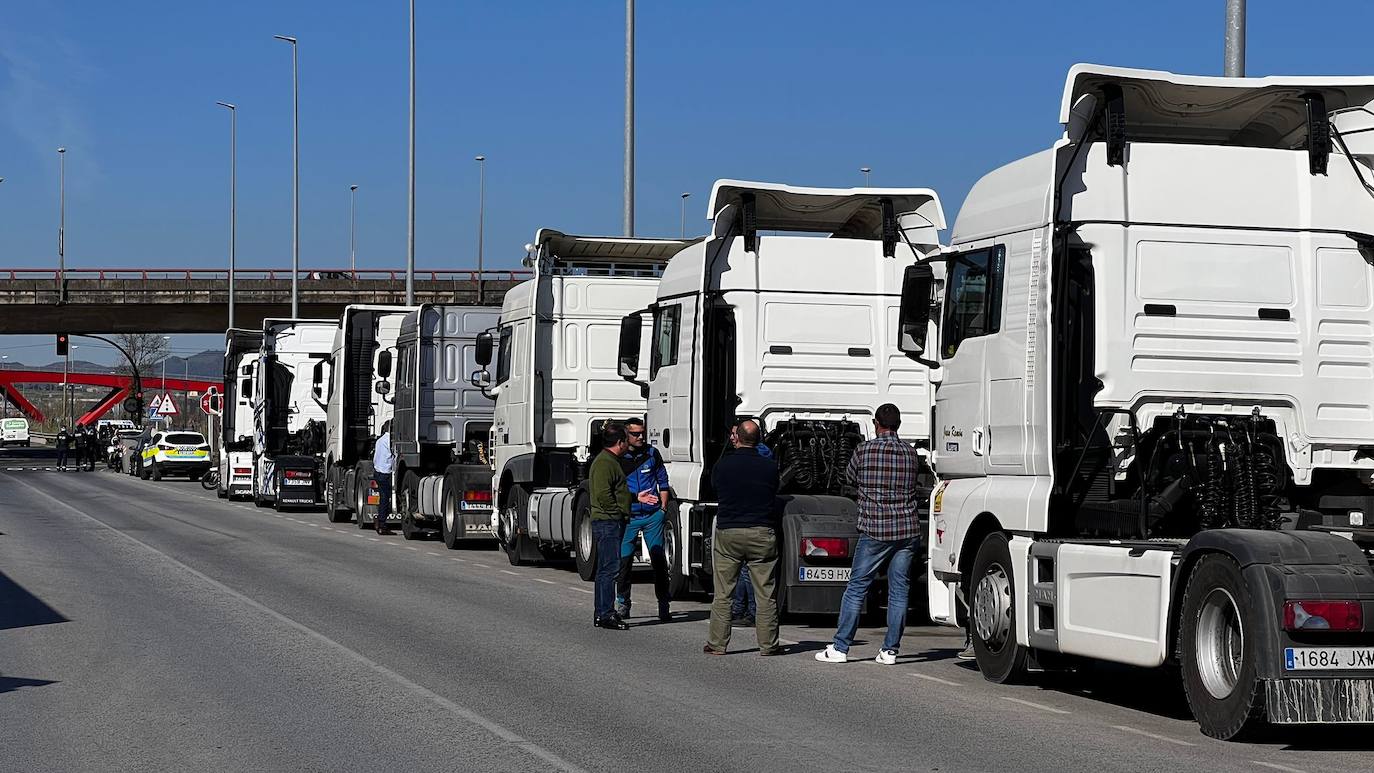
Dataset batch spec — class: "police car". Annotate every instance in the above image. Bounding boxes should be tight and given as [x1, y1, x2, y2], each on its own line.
[139, 430, 212, 481]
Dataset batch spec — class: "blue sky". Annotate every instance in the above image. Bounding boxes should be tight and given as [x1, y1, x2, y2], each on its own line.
[5, 0, 1374, 364]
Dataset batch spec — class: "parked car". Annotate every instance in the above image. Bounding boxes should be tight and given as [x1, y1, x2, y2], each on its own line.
[139, 430, 212, 481]
[1, 417, 30, 448]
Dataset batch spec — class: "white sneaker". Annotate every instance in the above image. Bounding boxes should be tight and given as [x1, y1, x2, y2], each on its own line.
[814, 645, 848, 663]
[875, 649, 898, 666]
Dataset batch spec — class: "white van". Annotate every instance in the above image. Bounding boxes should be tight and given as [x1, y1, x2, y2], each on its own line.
[2, 417, 31, 447]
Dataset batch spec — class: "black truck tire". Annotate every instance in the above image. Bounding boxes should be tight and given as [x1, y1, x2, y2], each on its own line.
[573, 496, 596, 581]
[970, 532, 1028, 684]
[356, 462, 375, 529]
[400, 471, 424, 541]
[500, 485, 534, 566]
[326, 466, 350, 523]
[1180, 554, 1267, 740]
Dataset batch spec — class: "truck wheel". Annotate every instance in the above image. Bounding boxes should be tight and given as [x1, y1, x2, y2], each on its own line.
[970, 532, 1028, 684]
[573, 497, 597, 581]
[356, 463, 374, 529]
[326, 468, 350, 523]
[400, 472, 423, 540]
[499, 486, 534, 566]
[666, 515, 690, 599]
[442, 479, 463, 549]
[150, 462, 162, 481]
[1180, 554, 1266, 740]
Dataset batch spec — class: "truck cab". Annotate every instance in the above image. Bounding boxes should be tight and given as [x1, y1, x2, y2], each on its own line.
[220, 328, 262, 499]
[619, 179, 944, 611]
[900, 65, 1374, 738]
[253, 318, 336, 510]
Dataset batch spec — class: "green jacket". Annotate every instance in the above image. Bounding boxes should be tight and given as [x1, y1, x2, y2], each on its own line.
[588, 449, 630, 521]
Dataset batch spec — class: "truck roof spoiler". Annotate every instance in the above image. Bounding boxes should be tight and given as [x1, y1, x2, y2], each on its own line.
[1060, 63, 1374, 148]
[708, 179, 945, 238]
[530, 229, 701, 266]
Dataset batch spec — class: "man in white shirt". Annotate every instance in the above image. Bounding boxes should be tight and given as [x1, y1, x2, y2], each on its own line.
[373, 420, 396, 535]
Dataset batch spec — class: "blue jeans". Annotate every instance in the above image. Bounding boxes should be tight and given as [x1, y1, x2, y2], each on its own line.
[731, 563, 756, 618]
[592, 519, 625, 620]
[832, 533, 921, 653]
[616, 509, 669, 608]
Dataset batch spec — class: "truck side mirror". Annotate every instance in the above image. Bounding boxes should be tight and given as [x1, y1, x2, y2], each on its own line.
[617, 315, 642, 379]
[311, 360, 326, 400]
[377, 349, 393, 379]
[898, 263, 937, 366]
[374, 381, 391, 395]
[475, 331, 494, 367]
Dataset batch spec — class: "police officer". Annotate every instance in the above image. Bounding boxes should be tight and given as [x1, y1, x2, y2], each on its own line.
[614, 417, 673, 623]
[55, 427, 70, 469]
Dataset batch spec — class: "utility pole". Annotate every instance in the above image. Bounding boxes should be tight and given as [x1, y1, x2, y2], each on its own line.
[1224, 0, 1246, 77]
[406, 0, 417, 305]
[475, 156, 486, 275]
[57, 147, 66, 302]
[349, 184, 358, 275]
[217, 102, 237, 329]
[624, 0, 635, 236]
[680, 192, 690, 238]
[274, 35, 300, 317]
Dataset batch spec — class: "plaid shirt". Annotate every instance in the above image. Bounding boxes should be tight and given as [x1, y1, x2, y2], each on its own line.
[846, 432, 923, 541]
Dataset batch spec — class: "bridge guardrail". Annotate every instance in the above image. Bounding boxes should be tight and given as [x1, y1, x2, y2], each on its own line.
[0, 268, 531, 282]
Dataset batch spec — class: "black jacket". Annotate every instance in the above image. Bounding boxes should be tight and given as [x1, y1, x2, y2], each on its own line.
[711, 446, 779, 529]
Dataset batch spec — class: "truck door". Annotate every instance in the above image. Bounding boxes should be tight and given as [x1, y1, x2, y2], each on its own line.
[935, 245, 1005, 478]
[647, 301, 692, 462]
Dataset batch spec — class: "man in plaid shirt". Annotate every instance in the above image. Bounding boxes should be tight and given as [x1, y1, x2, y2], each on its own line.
[816, 403, 926, 666]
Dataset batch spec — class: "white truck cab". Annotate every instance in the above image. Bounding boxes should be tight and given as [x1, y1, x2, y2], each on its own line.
[253, 318, 336, 509]
[618, 180, 943, 610]
[220, 328, 262, 499]
[899, 65, 1374, 738]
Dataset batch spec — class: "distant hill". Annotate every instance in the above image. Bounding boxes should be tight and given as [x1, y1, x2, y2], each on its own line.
[3, 350, 224, 380]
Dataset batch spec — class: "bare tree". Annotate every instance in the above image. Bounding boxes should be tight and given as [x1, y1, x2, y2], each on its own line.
[113, 333, 171, 382]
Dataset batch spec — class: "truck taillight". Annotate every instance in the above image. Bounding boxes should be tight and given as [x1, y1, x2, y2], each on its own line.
[233, 467, 251, 474]
[284, 470, 312, 479]
[1283, 600, 1363, 632]
[801, 537, 849, 558]
[464, 489, 492, 503]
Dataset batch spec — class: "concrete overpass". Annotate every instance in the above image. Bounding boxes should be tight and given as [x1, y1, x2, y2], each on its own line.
[0, 268, 528, 334]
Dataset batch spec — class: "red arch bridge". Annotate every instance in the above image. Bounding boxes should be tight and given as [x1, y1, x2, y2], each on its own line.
[0, 369, 223, 427]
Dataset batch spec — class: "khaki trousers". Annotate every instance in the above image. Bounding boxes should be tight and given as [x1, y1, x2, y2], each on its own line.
[706, 526, 779, 651]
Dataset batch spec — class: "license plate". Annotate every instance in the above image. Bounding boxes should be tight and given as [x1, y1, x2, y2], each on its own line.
[460, 501, 492, 511]
[1285, 647, 1374, 671]
[799, 566, 851, 582]
[177, 446, 198, 454]
[284, 478, 312, 485]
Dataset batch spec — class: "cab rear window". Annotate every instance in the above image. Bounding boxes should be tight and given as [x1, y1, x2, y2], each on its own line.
[165, 433, 206, 445]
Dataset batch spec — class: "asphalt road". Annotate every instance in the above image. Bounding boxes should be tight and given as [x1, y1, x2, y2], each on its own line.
[1, 445, 1370, 772]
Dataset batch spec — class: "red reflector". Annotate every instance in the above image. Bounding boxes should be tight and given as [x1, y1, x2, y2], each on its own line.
[369, 480, 378, 490]
[233, 467, 251, 474]
[801, 537, 849, 558]
[1283, 600, 1363, 632]
[464, 489, 492, 502]
[284, 470, 312, 479]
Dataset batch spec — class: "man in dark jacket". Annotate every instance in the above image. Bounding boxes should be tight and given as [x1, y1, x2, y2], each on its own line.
[588, 422, 632, 630]
[703, 419, 782, 656]
[55, 428, 70, 469]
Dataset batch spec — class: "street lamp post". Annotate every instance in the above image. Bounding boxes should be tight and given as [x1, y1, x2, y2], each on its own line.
[475, 156, 486, 275]
[160, 336, 170, 425]
[860, 166, 872, 186]
[274, 35, 300, 318]
[349, 185, 358, 275]
[624, 0, 635, 236]
[680, 192, 690, 238]
[406, 0, 416, 305]
[57, 148, 66, 295]
[216, 102, 237, 329]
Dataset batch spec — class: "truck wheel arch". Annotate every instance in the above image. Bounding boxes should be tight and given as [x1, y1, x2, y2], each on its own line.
[959, 512, 1004, 604]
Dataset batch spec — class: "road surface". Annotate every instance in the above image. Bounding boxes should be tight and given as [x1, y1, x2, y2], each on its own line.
[1, 446, 1369, 772]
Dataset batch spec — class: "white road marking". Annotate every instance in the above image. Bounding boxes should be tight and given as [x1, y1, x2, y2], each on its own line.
[405, 546, 419, 551]
[499, 569, 520, 576]
[1110, 725, 1195, 747]
[907, 672, 960, 687]
[450, 557, 467, 563]
[570, 587, 593, 594]
[1251, 762, 1309, 773]
[8, 476, 586, 773]
[534, 578, 557, 585]
[368, 537, 380, 542]
[1000, 696, 1070, 715]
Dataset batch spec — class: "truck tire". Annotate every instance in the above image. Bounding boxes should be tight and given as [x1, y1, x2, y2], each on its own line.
[573, 497, 596, 581]
[1179, 554, 1266, 740]
[400, 471, 424, 540]
[273, 472, 289, 512]
[441, 477, 469, 549]
[356, 462, 375, 529]
[970, 532, 1028, 684]
[499, 485, 535, 566]
[326, 467, 350, 523]
[666, 515, 690, 599]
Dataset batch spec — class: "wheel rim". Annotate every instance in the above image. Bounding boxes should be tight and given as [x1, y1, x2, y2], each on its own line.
[1195, 587, 1245, 699]
[578, 514, 592, 562]
[973, 561, 1013, 653]
[500, 505, 519, 549]
[444, 491, 456, 535]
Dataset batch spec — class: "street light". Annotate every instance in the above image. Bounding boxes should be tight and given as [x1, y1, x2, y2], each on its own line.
[349, 184, 359, 275]
[57, 148, 66, 284]
[624, 0, 635, 236]
[274, 34, 300, 318]
[860, 166, 872, 186]
[680, 192, 691, 238]
[406, 0, 416, 305]
[475, 156, 486, 276]
[216, 101, 237, 329]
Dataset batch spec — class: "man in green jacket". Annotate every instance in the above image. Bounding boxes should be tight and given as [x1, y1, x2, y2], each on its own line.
[589, 422, 632, 630]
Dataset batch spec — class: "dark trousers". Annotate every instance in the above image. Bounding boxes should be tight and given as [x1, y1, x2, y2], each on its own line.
[56, 448, 68, 468]
[374, 472, 393, 529]
[592, 519, 625, 620]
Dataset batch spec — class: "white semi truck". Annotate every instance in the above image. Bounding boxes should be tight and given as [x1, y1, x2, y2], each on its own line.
[219, 328, 262, 499]
[617, 180, 943, 611]
[473, 229, 697, 573]
[252, 318, 336, 511]
[900, 65, 1374, 738]
[388, 303, 501, 544]
[322, 305, 413, 528]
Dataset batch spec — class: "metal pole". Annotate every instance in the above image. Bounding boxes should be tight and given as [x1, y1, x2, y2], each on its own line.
[1225, 0, 1246, 77]
[475, 156, 485, 275]
[349, 185, 358, 275]
[58, 148, 66, 284]
[183, 359, 189, 429]
[680, 192, 690, 238]
[274, 35, 300, 317]
[217, 102, 237, 330]
[623, 0, 634, 236]
[406, 0, 416, 305]
[861, 166, 872, 186]
[64, 350, 70, 427]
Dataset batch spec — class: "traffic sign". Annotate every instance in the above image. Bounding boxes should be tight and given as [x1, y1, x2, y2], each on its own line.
[157, 392, 179, 416]
[200, 392, 221, 416]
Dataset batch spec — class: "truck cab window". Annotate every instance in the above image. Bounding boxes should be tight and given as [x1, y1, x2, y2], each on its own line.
[495, 326, 513, 385]
[940, 245, 1005, 358]
[650, 304, 680, 379]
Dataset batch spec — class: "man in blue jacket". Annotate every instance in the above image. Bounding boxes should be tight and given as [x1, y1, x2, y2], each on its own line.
[615, 417, 673, 622]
